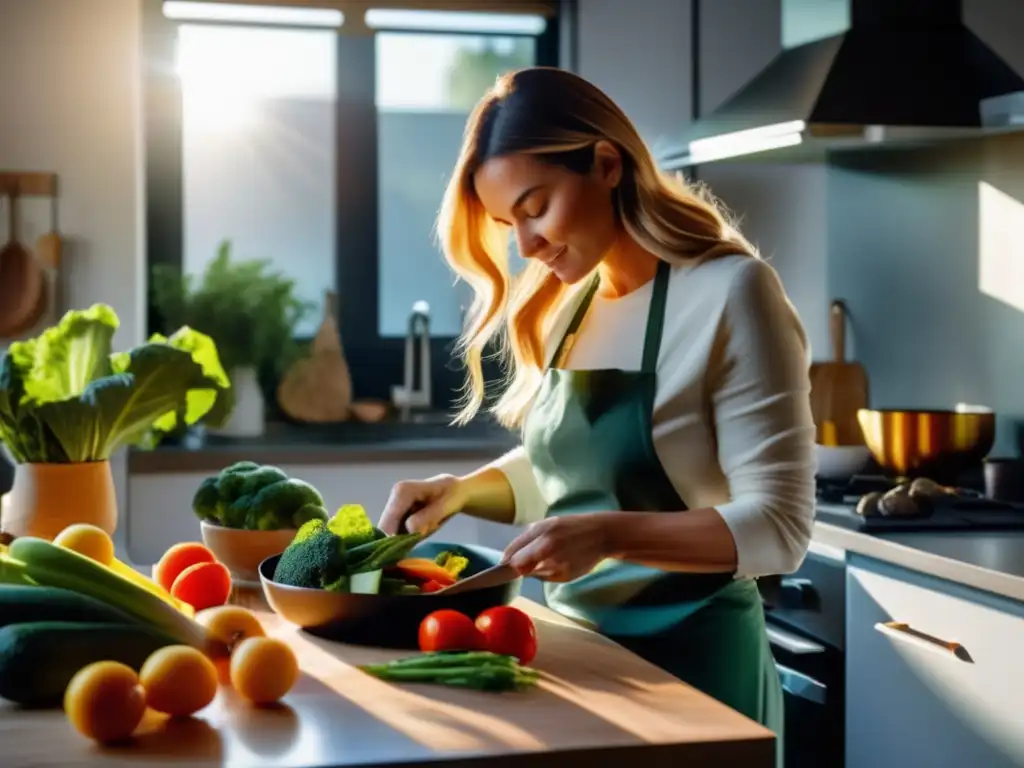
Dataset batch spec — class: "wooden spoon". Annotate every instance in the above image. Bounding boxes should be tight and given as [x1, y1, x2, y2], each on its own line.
[0, 191, 44, 338]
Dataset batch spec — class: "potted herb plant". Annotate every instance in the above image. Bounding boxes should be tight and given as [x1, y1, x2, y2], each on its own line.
[0, 304, 230, 540]
[150, 240, 312, 438]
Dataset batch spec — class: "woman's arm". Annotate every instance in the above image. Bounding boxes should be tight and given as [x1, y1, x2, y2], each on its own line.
[610, 258, 817, 576]
[455, 446, 549, 525]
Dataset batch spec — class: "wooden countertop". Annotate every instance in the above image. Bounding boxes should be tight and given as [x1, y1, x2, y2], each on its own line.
[1, 588, 775, 768]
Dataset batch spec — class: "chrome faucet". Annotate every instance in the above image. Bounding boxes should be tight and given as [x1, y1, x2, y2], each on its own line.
[392, 300, 432, 420]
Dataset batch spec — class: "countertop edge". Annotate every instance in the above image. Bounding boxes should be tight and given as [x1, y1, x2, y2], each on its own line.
[812, 520, 1024, 603]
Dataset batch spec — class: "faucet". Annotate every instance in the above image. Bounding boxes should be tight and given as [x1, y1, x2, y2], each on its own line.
[391, 300, 432, 420]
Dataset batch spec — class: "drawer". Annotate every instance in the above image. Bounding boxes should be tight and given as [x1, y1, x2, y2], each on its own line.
[846, 555, 1024, 768]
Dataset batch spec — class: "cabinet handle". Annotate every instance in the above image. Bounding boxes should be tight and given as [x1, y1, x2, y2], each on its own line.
[874, 621, 973, 662]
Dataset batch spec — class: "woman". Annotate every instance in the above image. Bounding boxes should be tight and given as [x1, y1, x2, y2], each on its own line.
[379, 67, 816, 759]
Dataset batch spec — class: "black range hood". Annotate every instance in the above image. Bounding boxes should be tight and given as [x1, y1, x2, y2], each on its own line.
[663, 0, 1024, 168]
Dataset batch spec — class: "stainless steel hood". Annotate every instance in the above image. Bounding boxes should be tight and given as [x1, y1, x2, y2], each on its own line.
[663, 0, 1024, 168]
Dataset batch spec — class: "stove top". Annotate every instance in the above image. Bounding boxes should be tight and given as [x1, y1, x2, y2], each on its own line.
[815, 474, 1024, 533]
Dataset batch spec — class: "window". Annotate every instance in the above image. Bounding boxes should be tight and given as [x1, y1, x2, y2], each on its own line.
[144, 2, 559, 410]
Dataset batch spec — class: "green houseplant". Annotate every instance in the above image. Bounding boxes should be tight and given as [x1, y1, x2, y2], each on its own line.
[150, 240, 313, 437]
[0, 304, 230, 540]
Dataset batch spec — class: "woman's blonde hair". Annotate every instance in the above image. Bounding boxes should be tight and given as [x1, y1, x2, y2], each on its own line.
[437, 67, 758, 430]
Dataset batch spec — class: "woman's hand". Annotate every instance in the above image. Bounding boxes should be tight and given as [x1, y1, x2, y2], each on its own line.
[378, 475, 465, 535]
[502, 513, 620, 582]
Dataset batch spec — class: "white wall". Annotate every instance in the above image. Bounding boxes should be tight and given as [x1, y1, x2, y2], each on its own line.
[0, 0, 146, 553]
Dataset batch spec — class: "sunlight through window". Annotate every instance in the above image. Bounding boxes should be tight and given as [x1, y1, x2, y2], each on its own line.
[978, 180, 1024, 314]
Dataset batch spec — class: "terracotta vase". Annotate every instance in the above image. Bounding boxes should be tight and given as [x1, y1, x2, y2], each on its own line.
[1, 461, 117, 541]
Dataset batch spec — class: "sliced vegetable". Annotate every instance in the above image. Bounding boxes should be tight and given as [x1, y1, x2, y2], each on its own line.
[420, 580, 444, 594]
[434, 551, 470, 579]
[350, 569, 383, 595]
[359, 651, 539, 692]
[392, 558, 458, 586]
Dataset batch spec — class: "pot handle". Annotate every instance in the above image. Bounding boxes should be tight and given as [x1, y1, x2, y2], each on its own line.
[830, 300, 848, 363]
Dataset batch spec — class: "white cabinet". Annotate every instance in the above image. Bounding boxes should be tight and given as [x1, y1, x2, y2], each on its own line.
[126, 459, 495, 566]
[846, 554, 1024, 768]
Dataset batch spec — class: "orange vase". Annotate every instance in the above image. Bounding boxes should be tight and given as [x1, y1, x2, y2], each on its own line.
[1, 461, 117, 541]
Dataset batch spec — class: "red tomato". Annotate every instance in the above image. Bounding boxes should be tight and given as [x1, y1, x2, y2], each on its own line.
[418, 610, 482, 652]
[474, 607, 537, 664]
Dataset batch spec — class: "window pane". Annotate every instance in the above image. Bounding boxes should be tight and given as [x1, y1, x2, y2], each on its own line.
[178, 24, 336, 338]
[376, 31, 535, 337]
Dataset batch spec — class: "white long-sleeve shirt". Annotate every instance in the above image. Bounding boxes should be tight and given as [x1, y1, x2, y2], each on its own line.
[489, 254, 817, 578]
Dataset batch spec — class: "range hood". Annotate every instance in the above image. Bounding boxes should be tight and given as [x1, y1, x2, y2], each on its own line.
[663, 0, 1024, 168]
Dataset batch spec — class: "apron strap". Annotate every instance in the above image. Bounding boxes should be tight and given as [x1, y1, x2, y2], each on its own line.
[641, 259, 672, 374]
[549, 274, 600, 368]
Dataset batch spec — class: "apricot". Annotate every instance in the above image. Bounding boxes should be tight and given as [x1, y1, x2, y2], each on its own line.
[64, 661, 147, 744]
[230, 637, 299, 705]
[54, 523, 115, 565]
[154, 542, 216, 592]
[170, 560, 232, 612]
[195, 606, 265, 685]
[139, 645, 219, 717]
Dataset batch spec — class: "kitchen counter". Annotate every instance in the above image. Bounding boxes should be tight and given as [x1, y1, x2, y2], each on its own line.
[129, 418, 520, 475]
[813, 517, 1024, 603]
[0, 588, 775, 768]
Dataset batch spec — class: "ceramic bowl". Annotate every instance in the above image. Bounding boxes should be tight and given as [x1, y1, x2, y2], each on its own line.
[814, 444, 873, 481]
[201, 520, 298, 584]
[259, 540, 523, 648]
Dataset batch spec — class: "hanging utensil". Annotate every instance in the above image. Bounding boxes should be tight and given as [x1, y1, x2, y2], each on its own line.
[0, 189, 44, 338]
[35, 190, 61, 270]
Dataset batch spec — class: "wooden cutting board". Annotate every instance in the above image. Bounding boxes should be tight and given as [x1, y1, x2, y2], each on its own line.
[276, 291, 354, 422]
[809, 300, 869, 446]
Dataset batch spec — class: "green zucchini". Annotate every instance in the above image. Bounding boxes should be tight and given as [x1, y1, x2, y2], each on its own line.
[0, 585, 145, 630]
[0, 621, 178, 708]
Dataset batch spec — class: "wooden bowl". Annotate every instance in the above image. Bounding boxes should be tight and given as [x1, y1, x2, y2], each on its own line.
[200, 521, 298, 584]
[259, 541, 523, 648]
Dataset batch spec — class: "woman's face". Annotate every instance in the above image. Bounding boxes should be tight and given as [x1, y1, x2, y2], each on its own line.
[472, 142, 623, 284]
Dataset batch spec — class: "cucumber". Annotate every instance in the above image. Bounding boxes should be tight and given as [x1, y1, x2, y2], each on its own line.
[350, 569, 382, 595]
[0, 585, 144, 630]
[0, 621, 179, 708]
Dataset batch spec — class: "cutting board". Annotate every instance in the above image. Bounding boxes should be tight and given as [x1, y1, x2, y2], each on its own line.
[809, 300, 869, 446]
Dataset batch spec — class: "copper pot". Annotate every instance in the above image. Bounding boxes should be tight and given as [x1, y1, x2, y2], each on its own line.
[856, 408, 996, 481]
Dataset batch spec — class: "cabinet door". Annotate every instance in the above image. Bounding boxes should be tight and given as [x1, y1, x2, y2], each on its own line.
[846, 555, 1024, 768]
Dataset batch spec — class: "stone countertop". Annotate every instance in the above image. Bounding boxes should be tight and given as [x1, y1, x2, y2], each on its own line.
[813, 517, 1024, 603]
[128, 418, 520, 474]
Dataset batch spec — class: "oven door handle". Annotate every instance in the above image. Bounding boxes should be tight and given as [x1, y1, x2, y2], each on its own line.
[765, 624, 826, 655]
[776, 662, 828, 705]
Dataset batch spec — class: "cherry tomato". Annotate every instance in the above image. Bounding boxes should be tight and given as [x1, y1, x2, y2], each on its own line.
[418, 610, 482, 652]
[475, 606, 537, 664]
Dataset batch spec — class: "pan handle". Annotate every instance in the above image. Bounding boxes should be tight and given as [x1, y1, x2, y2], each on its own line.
[830, 300, 848, 363]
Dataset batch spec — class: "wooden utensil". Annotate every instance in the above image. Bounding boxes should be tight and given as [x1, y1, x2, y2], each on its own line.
[0, 190, 44, 339]
[35, 192, 61, 270]
[431, 563, 520, 596]
[276, 290, 354, 422]
[809, 300, 869, 446]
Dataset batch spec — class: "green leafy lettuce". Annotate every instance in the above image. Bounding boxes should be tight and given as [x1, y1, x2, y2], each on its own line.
[0, 304, 230, 463]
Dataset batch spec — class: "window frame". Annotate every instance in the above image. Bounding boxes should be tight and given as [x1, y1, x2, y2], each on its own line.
[142, 1, 560, 418]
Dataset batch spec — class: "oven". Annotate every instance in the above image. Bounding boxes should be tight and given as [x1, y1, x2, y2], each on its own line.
[760, 541, 847, 768]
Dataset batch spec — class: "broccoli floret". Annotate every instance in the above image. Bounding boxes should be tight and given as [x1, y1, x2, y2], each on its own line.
[293, 502, 329, 528]
[247, 478, 325, 530]
[272, 519, 347, 589]
[192, 476, 220, 522]
[196, 462, 327, 531]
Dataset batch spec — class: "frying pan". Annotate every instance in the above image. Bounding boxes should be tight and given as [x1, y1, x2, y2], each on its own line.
[259, 540, 523, 648]
[857, 407, 996, 482]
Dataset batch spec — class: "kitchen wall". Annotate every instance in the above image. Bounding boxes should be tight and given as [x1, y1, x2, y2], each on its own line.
[0, 0, 146, 550]
[573, 0, 832, 357]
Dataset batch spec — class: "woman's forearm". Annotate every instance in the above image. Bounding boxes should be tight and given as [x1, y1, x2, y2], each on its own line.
[453, 466, 517, 525]
[605, 508, 739, 574]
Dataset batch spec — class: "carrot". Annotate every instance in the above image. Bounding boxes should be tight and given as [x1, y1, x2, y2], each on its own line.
[393, 559, 457, 586]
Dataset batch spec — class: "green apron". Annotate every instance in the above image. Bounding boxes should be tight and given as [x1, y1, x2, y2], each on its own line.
[521, 259, 784, 764]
